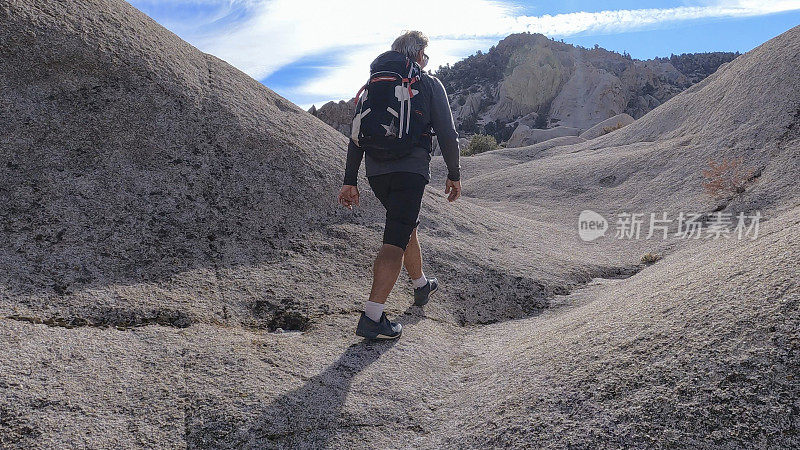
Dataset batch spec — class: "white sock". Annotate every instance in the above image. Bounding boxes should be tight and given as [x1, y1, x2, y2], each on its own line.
[412, 274, 428, 289]
[364, 301, 385, 322]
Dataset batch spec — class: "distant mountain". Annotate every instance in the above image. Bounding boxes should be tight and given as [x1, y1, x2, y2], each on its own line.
[310, 33, 739, 146]
[437, 33, 739, 143]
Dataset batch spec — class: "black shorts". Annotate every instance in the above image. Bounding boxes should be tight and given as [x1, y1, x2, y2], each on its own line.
[368, 172, 428, 250]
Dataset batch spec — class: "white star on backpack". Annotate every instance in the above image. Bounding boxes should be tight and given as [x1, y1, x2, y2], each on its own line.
[382, 121, 398, 137]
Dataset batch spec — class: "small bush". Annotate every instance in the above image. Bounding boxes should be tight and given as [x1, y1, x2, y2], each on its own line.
[463, 134, 499, 156]
[601, 122, 625, 136]
[702, 157, 755, 199]
[641, 252, 661, 264]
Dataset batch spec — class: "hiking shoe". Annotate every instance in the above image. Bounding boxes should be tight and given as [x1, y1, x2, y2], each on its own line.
[355, 312, 402, 340]
[413, 277, 438, 306]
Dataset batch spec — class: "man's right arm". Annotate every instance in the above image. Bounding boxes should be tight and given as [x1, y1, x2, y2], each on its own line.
[339, 139, 363, 209]
[343, 139, 364, 186]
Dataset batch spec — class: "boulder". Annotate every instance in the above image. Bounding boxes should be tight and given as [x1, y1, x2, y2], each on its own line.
[505, 125, 580, 147]
[549, 63, 626, 129]
[309, 99, 354, 136]
[579, 113, 635, 140]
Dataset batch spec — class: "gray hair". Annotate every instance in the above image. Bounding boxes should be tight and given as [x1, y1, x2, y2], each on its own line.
[391, 30, 428, 60]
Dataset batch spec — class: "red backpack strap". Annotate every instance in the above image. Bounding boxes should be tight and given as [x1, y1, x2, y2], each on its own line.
[353, 81, 368, 106]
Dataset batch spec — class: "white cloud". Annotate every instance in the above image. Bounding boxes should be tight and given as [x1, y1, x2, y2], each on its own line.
[507, 1, 800, 36]
[192, 0, 518, 80]
[291, 38, 500, 102]
[132, 0, 800, 104]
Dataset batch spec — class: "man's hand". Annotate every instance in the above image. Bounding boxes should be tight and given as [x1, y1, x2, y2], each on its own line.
[338, 185, 360, 209]
[445, 179, 461, 202]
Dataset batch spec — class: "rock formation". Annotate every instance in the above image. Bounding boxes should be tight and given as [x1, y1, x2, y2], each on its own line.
[505, 125, 580, 147]
[1, 1, 797, 448]
[578, 113, 635, 140]
[438, 34, 739, 144]
[310, 35, 737, 149]
[309, 99, 354, 136]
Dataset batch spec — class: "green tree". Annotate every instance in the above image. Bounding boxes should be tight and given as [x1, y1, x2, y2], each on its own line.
[463, 134, 499, 156]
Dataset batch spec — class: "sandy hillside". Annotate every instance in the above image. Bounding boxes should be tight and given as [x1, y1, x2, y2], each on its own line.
[1, 1, 798, 448]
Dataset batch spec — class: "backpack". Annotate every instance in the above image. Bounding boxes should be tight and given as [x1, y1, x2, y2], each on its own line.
[350, 51, 432, 161]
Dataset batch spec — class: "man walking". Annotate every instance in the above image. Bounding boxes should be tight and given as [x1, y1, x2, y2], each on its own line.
[338, 31, 462, 340]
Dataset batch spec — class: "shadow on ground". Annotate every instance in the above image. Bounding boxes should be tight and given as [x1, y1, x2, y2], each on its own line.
[237, 321, 430, 448]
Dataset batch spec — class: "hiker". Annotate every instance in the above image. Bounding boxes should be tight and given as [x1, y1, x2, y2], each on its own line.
[338, 31, 462, 340]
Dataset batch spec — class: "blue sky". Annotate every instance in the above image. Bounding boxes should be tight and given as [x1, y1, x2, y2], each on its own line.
[127, 1, 800, 109]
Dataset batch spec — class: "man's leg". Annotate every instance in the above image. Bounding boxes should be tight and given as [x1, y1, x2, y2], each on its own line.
[403, 228, 423, 280]
[368, 174, 426, 305]
[357, 173, 425, 338]
[367, 244, 405, 304]
[358, 242, 404, 338]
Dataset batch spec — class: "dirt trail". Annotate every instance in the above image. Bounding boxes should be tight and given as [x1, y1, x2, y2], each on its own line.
[250, 206, 797, 449]
[230, 202, 797, 449]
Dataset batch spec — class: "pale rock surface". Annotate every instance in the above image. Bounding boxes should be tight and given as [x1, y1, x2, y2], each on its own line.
[505, 124, 581, 147]
[1, 1, 798, 448]
[437, 34, 736, 144]
[452, 91, 485, 121]
[549, 62, 626, 129]
[488, 45, 569, 122]
[309, 99, 355, 136]
[579, 113, 635, 140]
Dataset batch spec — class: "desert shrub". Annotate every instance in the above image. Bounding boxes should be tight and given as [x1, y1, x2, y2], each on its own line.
[462, 134, 499, 156]
[656, 52, 740, 78]
[601, 122, 625, 136]
[641, 253, 662, 264]
[701, 157, 755, 199]
[436, 45, 512, 93]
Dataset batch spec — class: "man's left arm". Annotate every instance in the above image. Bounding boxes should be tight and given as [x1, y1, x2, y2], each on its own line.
[428, 76, 461, 201]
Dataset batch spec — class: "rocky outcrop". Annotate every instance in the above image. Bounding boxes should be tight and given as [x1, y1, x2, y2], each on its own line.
[0, 0, 349, 334]
[488, 45, 569, 123]
[452, 90, 485, 121]
[436, 33, 739, 143]
[309, 36, 736, 147]
[579, 113, 635, 140]
[548, 61, 626, 129]
[506, 125, 580, 147]
[309, 99, 355, 136]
